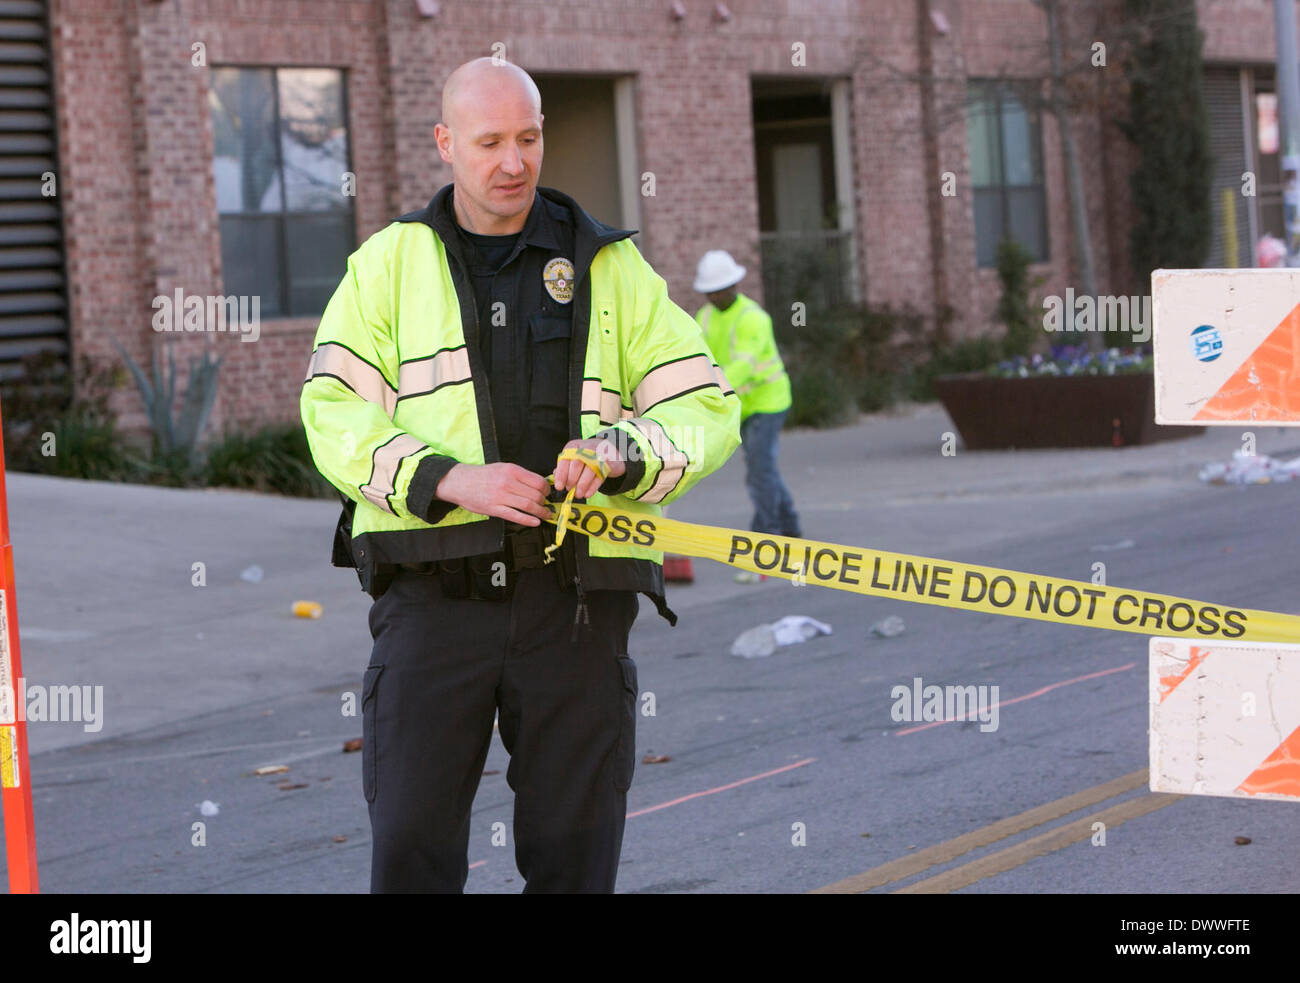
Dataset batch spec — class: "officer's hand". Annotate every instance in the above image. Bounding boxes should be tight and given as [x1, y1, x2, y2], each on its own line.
[553, 438, 625, 500]
[435, 463, 552, 526]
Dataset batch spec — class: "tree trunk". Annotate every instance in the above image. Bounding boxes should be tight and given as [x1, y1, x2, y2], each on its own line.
[917, 0, 949, 344]
[1043, 0, 1101, 349]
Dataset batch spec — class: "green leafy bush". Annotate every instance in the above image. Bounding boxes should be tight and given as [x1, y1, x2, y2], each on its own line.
[1, 351, 140, 480]
[203, 423, 335, 498]
[906, 335, 1003, 401]
[777, 301, 930, 427]
[994, 238, 1043, 360]
[786, 359, 857, 428]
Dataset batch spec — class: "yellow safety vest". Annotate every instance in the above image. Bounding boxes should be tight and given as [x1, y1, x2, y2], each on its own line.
[696, 292, 791, 420]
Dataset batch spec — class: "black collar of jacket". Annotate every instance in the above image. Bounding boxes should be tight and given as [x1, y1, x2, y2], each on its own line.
[396, 184, 637, 280]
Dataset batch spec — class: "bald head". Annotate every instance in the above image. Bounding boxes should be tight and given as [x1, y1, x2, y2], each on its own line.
[434, 57, 545, 234]
[441, 57, 542, 134]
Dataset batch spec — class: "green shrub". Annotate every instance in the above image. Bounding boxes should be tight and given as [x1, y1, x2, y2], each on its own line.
[776, 301, 932, 427]
[35, 413, 140, 481]
[857, 372, 896, 414]
[786, 359, 857, 428]
[112, 339, 223, 474]
[203, 423, 334, 498]
[2, 352, 337, 497]
[1123, 0, 1211, 285]
[1, 351, 140, 480]
[906, 335, 1003, 401]
[994, 238, 1042, 359]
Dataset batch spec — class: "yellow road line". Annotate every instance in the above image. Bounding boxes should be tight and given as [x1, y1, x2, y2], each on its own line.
[809, 768, 1151, 894]
[894, 792, 1183, 893]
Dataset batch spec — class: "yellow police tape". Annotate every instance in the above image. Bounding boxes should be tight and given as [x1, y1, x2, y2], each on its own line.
[545, 447, 613, 562]
[543, 501, 1300, 643]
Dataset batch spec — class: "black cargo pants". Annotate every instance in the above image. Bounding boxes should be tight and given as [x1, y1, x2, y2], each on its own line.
[362, 564, 640, 893]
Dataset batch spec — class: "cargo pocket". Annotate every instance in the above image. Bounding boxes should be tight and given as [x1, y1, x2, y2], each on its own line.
[614, 654, 638, 791]
[361, 664, 384, 803]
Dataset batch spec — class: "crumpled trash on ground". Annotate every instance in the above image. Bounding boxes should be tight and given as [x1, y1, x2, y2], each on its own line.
[731, 615, 832, 658]
[292, 600, 323, 619]
[197, 800, 220, 817]
[1090, 538, 1135, 552]
[239, 565, 264, 583]
[1199, 450, 1300, 486]
[870, 615, 906, 638]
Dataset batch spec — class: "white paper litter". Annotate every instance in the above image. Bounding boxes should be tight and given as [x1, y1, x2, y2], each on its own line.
[771, 615, 833, 646]
[1199, 450, 1300, 486]
[731, 616, 832, 658]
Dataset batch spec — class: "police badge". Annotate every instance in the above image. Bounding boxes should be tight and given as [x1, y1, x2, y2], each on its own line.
[543, 257, 575, 304]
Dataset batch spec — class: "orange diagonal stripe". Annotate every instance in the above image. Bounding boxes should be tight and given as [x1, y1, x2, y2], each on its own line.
[1158, 645, 1208, 703]
[1195, 302, 1300, 422]
[1237, 723, 1300, 797]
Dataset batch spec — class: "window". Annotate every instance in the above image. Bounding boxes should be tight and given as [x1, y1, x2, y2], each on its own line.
[209, 67, 355, 317]
[966, 81, 1048, 267]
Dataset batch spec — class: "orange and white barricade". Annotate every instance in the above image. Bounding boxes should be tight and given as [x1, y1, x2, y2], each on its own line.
[0, 400, 38, 891]
[1154, 268, 1300, 425]
[1151, 268, 1300, 803]
[1150, 638, 1300, 801]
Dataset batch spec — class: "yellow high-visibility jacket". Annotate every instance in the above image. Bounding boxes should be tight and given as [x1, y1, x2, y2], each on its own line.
[301, 185, 740, 603]
[696, 293, 792, 421]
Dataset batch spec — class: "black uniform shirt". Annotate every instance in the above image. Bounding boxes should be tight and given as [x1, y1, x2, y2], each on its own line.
[434, 189, 577, 478]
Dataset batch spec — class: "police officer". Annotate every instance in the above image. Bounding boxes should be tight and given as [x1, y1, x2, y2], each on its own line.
[301, 58, 739, 893]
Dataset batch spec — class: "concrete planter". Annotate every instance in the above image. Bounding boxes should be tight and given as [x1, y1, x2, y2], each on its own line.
[934, 372, 1203, 449]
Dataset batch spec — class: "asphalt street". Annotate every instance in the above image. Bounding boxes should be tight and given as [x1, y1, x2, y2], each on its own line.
[2, 404, 1298, 893]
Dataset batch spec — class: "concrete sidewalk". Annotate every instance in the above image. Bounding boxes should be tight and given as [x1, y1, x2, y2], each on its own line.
[3, 401, 1286, 755]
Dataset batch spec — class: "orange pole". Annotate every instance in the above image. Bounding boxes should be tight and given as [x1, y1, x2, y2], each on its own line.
[0, 397, 38, 893]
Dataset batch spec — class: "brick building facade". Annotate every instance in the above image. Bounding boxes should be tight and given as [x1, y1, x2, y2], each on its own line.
[25, 0, 1293, 434]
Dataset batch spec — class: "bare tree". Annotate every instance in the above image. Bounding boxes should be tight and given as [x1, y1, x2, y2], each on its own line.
[1038, 0, 1098, 337]
[853, 1, 1190, 347]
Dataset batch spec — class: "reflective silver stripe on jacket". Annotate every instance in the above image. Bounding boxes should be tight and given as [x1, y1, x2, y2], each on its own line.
[632, 353, 720, 414]
[626, 416, 689, 504]
[305, 343, 397, 416]
[709, 361, 736, 397]
[734, 356, 784, 394]
[581, 379, 632, 426]
[360, 434, 428, 514]
[397, 347, 473, 403]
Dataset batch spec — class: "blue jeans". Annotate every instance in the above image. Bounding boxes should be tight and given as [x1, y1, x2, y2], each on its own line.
[740, 410, 800, 537]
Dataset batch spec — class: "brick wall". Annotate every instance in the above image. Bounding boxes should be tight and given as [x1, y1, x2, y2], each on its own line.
[48, 0, 1291, 436]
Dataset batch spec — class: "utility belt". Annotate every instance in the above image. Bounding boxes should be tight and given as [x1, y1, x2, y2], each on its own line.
[394, 522, 577, 602]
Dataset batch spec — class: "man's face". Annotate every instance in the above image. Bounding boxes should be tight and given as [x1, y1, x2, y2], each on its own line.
[435, 81, 543, 234]
[706, 288, 738, 310]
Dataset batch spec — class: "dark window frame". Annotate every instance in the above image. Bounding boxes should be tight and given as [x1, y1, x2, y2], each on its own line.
[967, 79, 1049, 268]
[211, 64, 358, 318]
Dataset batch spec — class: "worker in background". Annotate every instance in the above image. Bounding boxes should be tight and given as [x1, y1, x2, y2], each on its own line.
[694, 250, 800, 583]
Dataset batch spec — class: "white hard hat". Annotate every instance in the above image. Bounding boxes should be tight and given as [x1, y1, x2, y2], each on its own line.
[693, 250, 746, 293]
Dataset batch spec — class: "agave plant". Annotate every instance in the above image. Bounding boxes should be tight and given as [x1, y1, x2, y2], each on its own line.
[111, 337, 223, 471]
